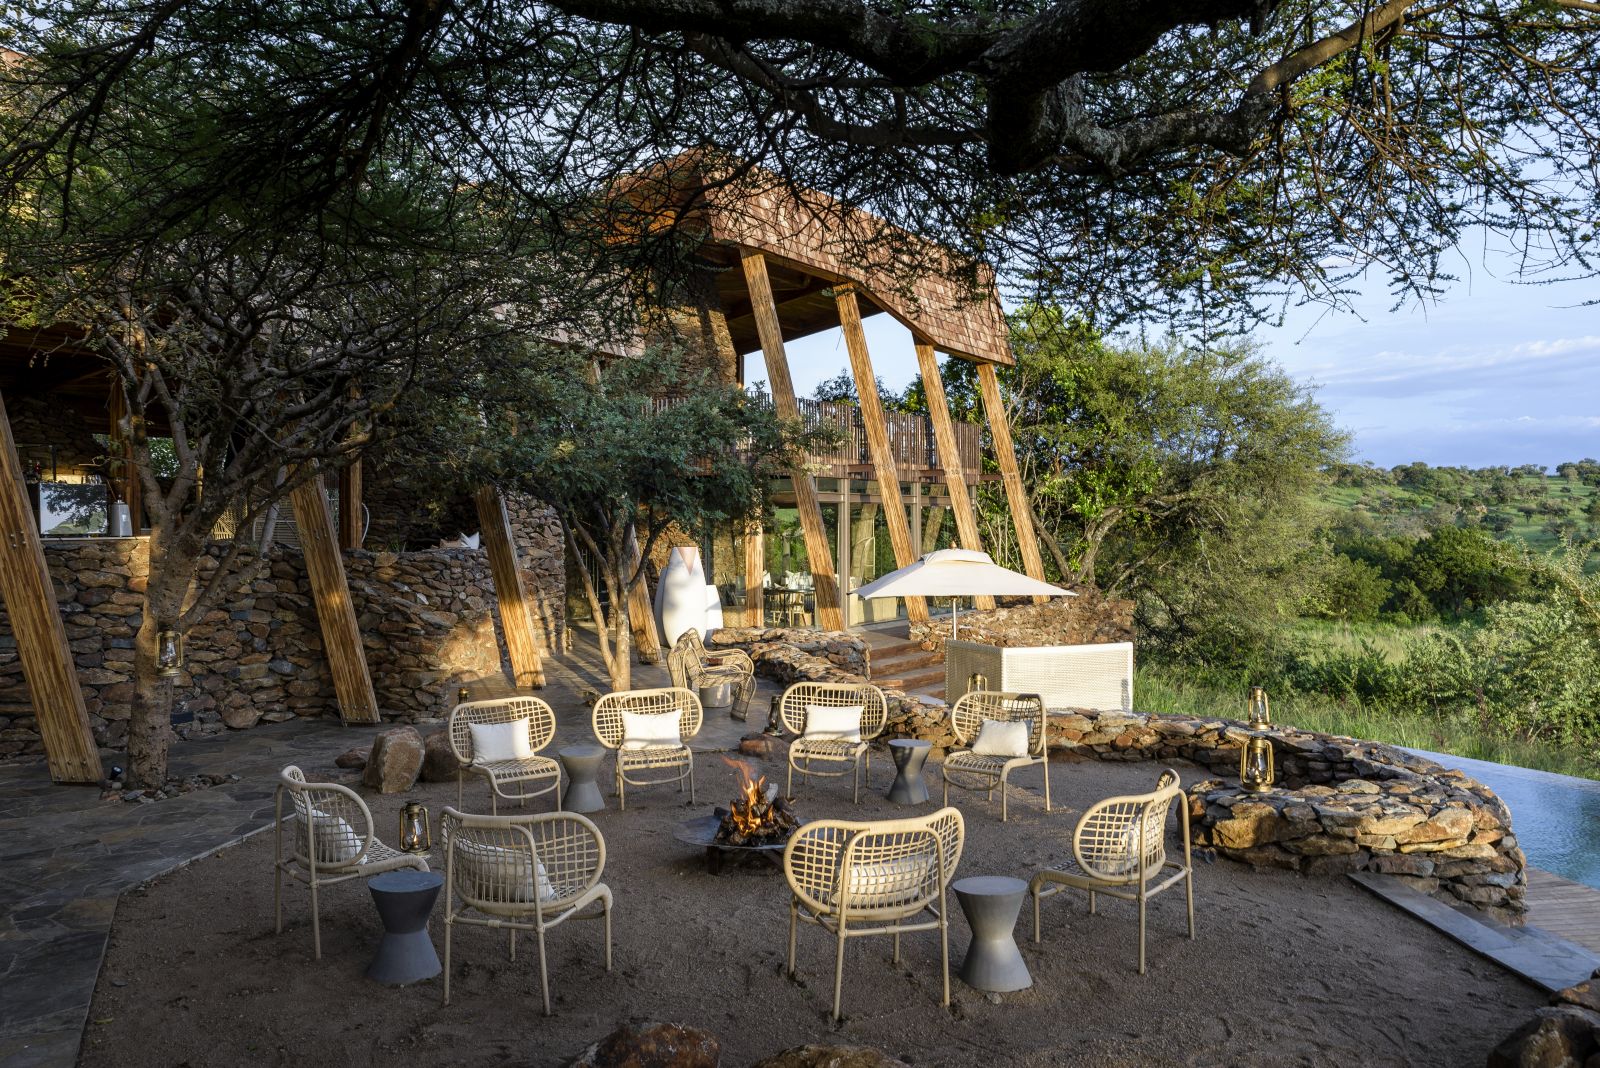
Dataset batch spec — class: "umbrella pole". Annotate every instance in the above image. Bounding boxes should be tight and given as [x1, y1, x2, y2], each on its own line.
[950, 600, 958, 639]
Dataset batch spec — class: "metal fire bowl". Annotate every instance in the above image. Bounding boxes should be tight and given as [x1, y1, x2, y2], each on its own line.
[674, 812, 808, 873]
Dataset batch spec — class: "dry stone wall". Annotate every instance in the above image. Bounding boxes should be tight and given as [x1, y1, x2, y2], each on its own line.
[908, 590, 1134, 655]
[0, 502, 564, 761]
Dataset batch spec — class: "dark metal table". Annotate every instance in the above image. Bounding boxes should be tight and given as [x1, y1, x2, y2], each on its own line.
[953, 875, 1032, 992]
[559, 744, 607, 813]
[367, 869, 443, 985]
[887, 738, 932, 804]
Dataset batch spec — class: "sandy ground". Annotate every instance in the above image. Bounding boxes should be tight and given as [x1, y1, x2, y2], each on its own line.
[79, 754, 1541, 1068]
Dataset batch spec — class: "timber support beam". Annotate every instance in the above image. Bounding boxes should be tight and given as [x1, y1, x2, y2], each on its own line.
[977, 362, 1049, 603]
[914, 341, 995, 611]
[290, 471, 381, 723]
[474, 485, 548, 688]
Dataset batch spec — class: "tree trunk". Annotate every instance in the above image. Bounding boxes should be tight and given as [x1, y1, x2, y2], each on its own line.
[126, 530, 196, 788]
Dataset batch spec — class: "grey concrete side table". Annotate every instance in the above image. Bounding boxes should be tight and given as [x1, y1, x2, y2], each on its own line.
[886, 739, 932, 804]
[367, 869, 443, 985]
[560, 744, 607, 813]
[953, 875, 1032, 992]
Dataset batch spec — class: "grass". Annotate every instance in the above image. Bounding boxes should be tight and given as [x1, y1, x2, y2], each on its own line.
[1136, 664, 1600, 782]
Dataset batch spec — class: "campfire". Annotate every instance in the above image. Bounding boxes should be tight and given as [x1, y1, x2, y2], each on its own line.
[714, 758, 800, 848]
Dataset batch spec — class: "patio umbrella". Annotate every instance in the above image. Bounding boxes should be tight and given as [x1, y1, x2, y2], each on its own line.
[853, 548, 1074, 637]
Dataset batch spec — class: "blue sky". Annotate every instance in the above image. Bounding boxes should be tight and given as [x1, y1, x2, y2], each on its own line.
[766, 264, 1598, 472]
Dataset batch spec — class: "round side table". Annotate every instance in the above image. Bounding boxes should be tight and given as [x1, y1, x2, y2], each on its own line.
[886, 739, 932, 804]
[953, 875, 1032, 992]
[560, 744, 607, 813]
[367, 869, 443, 985]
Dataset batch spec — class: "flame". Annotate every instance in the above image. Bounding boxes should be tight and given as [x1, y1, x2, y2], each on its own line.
[720, 756, 778, 836]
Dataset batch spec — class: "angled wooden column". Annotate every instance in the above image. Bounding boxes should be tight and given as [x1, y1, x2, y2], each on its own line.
[290, 471, 381, 722]
[474, 485, 547, 688]
[622, 521, 661, 664]
[976, 362, 1048, 602]
[0, 389, 102, 783]
[337, 460, 363, 550]
[743, 519, 764, 627]
[740, 249, 843, 631]
[914, 342, 995, 610]
[836, 288, 929, 624]
[107, 381, 141, 534]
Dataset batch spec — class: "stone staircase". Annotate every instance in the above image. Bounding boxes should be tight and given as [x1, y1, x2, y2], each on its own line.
[864, 634, 946, 697]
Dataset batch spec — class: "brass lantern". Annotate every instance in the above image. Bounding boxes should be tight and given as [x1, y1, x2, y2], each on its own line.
[967, 672, 990, 696]
[156, 630, 184, 678]
[457, 686, 471, 706]
[763, 694, 786, 737]
[1246, 686, 1271, 729]
[1240, 735, 1276, 793]
[398, 800, 432, 854]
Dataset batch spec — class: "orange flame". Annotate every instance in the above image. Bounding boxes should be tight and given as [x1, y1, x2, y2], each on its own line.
[720, 755, 777, 836]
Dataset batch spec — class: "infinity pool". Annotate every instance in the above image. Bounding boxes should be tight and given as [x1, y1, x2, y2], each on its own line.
[1408, 748, 1600, 891]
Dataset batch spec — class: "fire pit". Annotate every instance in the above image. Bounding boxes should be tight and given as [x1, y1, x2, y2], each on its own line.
[673, 761, 803, 873]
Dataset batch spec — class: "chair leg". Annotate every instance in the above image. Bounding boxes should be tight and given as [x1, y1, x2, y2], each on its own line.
[273, 863, 283, 936]
[832, 924, 848, 1023]
[942, 777, 949, 807]
[893, 927, 901, 964]
[1185, 869, 1196, 940]
[1000, 773, 1009, 823]
[604, 900, 614, 971]
[1138, 892, 1147, 975]
[786, 761, 795, 800]
[1089, 890, 1097, 915]
[443, 919, 453, 1005]
[537, 926, 552, 1016]
[509, 927, 516, 960]
[853, 759, 860, 805]
[1032, 886, 1042, 943]
[309, 878, 322, 960]
[939, 889, 951, 1008]
[1043, 758, 1052, 812]
[788, 900, 799, 978]
[491, 786, 498, 816]
[688, 757, 696, 805]
[457, 770, 463, 809]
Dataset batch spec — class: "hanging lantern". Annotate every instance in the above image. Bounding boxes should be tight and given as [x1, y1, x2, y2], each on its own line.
[1246, 686, 1271, 730]
[398, 800, 432, 854]
[156, 630, 184, 678]
[967, 672, 990, 696]
[1240, 735, 1276, 793]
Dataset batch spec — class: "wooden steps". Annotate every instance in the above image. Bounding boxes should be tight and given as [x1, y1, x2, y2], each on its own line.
[867, 638, 945, 696]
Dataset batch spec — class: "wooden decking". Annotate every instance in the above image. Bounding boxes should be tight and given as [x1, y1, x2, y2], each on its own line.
[1526, 866, 1600, 956]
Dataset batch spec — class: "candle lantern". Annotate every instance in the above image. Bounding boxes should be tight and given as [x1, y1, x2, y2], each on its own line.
[457, 686, 471, 706]
[967, 672, 990, 696]
[763, 694, 786, 737]
[1240, 735, 1276, 793]
[398, 800, 432, 854]
[156, 630, 184, 678]
[1246, 686, 1271, 729]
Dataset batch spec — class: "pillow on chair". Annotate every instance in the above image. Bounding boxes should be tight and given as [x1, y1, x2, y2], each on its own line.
[803, 705, 864, 743]
[621, 710, 683, 750]
[470, 718, 535, 763]
[306, 808, 363, 864]
[454, 838, 557, 902]
[971, 718, 1031, 758]
[842, 854, 934, 908]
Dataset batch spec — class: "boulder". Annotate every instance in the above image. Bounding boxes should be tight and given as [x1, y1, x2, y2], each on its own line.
[362, 727, 425, 793]
[219, 700, 264, 730]
[420, 729, 463, 783]
[334, 746, 368, 770]
[751, 1046, 911, 1068]
[738, 734, 785, 761]
[566, 1022, 721, 1067]
[1486, 1005, 1600, 1067]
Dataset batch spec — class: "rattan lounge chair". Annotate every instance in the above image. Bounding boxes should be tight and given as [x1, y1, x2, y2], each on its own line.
[1029, 767, 1195, 974]
[273, 765, 429, 959]
[448, 696, 562, 813]
[667, 629, 757, 720]
[440, 807, 613, 1015]
[783, 807, 965, 1022]
[591, 686, 702, 810]
[780, 680, 888, 804]
[941, 691, 1052, 821]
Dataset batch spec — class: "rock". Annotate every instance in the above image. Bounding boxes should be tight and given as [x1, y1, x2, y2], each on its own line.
[1556, 981, 1600, 1014]
[566, 1022, 721, 1068]
[1486, 1005, 1600, 1068]
[420, 729, 463, 783]
[750, 1047, 910, 1068]
[219, 700, 265, 730]
[738, 734, 785, 761]
[334, 747, 368, 770]
[362, 726, 425, 793]
[1396, 809, 1475, 845]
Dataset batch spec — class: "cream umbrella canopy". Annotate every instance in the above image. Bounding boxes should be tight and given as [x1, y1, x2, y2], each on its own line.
[853, 549, 1075, 637]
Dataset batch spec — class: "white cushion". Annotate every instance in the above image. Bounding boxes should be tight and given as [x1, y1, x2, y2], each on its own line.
[307, 808, 362, 864]
[453, 838, 556, 902]
[842, 855, 933, 908]
[469, 718, 535, 764]
[621, 710, 682, 750]
[803, 705, 863, 743]
[971, 718, 1031, 758]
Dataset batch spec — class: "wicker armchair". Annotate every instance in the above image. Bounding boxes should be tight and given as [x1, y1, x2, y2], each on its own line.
[448, 697, 562, 813]
[667, 630, 757, 720]
[941, 691, 1052, 822]
[273, 765, 429, 959]
[440, 808, 613, 1015]
[591, 687, 703, 810]
[1029, 767, 1195, 974]
[780, 681, 888, 804]
[783, 807, 965, 1022]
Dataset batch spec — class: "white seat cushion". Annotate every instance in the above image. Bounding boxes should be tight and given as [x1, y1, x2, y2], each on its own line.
[621, 710, 682, 750]
[469, 718, 535, 764]
[454, 838, 556, 902]
[307, 808, 363, 864]
[971, 718, 1031, 758]
[803, 704, 863, 743]
[842, 854, 933, 908]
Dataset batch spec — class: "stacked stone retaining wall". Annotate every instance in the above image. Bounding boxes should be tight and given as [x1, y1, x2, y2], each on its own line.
[908, 590, 1134, 654]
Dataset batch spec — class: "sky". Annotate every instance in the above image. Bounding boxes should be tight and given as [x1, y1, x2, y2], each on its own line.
[758, 255, 1599, 472]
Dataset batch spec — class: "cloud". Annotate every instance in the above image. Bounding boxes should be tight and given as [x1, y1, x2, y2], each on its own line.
[1286, 336, 1600, 400]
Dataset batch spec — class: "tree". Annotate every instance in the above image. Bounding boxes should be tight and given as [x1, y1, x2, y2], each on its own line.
[1, 0, 1597, 334]
[1409, 526, 1527, 616]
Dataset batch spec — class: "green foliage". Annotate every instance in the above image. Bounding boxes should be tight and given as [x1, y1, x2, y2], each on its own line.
[1313, 554, 1391, 622]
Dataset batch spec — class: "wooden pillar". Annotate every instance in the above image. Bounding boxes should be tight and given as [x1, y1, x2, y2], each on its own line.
[742, 519, 764, 627]
[976, 362, 1048, 601]
[337, 460, 363, 550]
[289, 472, 381, 722]
[0, 389, 103, 783]
[106, 381, 140, 534]
[473, 485, 547, 687]
[836, 288, 929, 623]
[739, 249, 844, 631]
[915, 342, 995, 610]
[622, 521, 662, 663]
